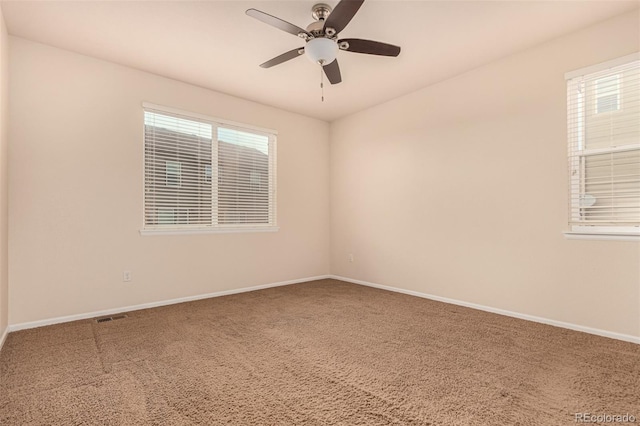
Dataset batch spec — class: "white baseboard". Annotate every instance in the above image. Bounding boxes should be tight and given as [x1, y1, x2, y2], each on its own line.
[7, 274, 639, 345]
[0, 326, 8, 352]
[330, 275, 640, 345]
[8, 275, 331, 333]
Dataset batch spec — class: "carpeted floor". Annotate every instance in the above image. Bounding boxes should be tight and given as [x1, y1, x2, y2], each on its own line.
[0, 279, 638, 425]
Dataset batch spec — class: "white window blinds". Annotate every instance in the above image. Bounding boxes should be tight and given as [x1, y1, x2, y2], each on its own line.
[143, 106, 277, 232]
[567, 55, 640, 231]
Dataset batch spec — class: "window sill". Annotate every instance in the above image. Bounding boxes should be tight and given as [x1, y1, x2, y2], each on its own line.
[140, 226, 279, 236]
[563, 231, 640, 242]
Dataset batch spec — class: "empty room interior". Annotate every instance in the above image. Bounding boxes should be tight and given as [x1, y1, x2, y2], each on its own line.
[0, 0, 639, 424]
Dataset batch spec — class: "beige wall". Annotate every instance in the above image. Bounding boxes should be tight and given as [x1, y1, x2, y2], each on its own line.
[9, 37, 330, 325]
[0, 7, 8, 338]
[5, 10, 640, 340]
[330, 11, 640, 338]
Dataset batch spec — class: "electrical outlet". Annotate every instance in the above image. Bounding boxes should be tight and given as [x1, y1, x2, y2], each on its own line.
[123, 271, 132, 282]
[348, 254, 354, 263]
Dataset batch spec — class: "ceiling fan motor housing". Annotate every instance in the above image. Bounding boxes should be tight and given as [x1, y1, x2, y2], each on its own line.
[308, 3, 336, 38]
[306, 20, 325, 36]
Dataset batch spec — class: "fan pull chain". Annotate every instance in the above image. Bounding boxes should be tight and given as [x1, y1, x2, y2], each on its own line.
[320, 65, 324, 102]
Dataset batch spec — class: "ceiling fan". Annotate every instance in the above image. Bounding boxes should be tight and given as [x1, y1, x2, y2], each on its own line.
[246, 0, 401, 85]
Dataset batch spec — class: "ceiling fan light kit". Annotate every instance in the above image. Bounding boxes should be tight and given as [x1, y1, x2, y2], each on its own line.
[246, 0, 401, 92]
[305, 38, 338, 65]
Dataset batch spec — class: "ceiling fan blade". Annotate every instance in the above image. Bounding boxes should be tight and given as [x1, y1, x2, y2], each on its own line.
[339, 38, 401, 57]
[260, 47, 305, 68]
[323, 60, 342, 85]
[323, 0, 364, 35]
[246, 9, 311, 38]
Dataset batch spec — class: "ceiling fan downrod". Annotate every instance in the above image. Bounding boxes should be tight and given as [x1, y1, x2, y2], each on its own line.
[311, 3, 332, 22]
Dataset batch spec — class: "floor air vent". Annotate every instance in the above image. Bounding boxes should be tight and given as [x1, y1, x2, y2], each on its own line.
[95, 314, 128, 323]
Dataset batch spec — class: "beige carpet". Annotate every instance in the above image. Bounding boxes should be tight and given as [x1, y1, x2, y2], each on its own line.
[1, 279, 638, 425]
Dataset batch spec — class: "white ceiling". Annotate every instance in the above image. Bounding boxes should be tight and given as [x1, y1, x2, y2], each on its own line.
[2, 0, 638, 121]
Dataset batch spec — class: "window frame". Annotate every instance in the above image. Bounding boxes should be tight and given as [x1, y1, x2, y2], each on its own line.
[140, 103, 278, 235]
[564, 53, 640, 241]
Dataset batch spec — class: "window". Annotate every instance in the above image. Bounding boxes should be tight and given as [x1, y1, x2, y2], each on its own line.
[158, 208, 177, 225]
[165, 160, 182, 188]
[595, 75, 620, 114]
[566, 54, 639, 238]
[143, 104, 277, 233]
